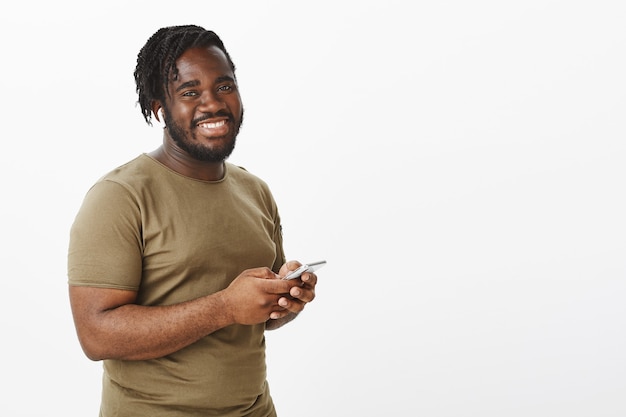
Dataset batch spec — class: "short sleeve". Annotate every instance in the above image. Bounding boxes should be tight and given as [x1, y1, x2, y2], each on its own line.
[67, 179, 143, 290]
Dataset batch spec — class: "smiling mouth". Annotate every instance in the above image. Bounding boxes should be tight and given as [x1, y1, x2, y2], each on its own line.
[198, 120, 227, 129]
[196, 119, 230, 137]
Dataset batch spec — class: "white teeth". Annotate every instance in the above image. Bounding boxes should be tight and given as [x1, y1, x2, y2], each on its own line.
[199, 120, 226, 129]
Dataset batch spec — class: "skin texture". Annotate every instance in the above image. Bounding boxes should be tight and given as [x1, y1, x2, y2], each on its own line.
[69, 46, 317, 361]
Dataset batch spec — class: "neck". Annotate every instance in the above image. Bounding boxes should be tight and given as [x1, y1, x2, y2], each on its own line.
[149, 136, 225, 182]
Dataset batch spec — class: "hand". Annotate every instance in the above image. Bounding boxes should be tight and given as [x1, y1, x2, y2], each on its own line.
[221, 267, 294, 325]
[271, 261, 318, 319]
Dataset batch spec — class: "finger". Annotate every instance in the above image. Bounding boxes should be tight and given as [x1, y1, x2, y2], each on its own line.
[269, 308, 288, 320]
[278, 297, 290, 309]
[289, 286, 315, 303]
[285, 260, 302, 270]
[300, 272, 317, 287]
[245, 267, 280, 280]
[277, 296, 305, 314]
[262, 278, 297, 295]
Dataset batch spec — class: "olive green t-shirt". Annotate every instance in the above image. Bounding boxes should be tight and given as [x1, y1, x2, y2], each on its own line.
[68, 154, 285, 416]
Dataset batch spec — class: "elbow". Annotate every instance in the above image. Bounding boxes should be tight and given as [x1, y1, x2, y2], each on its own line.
[74, 326, 115, 361]
[84, 351, 104, 362]
[82, 343, 106, 361]
[77, 335, 108, 361]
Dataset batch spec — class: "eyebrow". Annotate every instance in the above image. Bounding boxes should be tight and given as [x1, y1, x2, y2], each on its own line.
[175, 80, 200, 92]
[174, 75, 236, 93]
[215, 75, 236, 84]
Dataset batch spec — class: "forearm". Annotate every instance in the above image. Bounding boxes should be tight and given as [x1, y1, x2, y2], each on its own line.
[76, 291, 233, 361]
[70, 268, 298, 360]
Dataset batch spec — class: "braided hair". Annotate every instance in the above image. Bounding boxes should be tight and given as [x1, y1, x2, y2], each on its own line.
[134, 25, 236, 125]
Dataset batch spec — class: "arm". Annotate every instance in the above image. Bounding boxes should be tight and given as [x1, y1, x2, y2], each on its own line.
[69, 267, 297, 361]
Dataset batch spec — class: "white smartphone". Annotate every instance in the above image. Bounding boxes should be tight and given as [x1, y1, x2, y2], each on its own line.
[282, 260, 327, 280]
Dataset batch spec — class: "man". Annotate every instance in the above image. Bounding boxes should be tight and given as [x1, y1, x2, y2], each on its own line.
[68, 25, 318, 416]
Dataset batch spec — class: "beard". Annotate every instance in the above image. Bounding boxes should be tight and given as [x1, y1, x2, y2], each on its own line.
[163, 107, 243, 162]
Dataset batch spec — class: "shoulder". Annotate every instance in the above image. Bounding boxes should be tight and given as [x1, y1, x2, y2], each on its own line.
[89, 154, 169, 194]
[226, 163, 270, 189]
[98, 154, 155, 183]
[225, 163, 277, 204]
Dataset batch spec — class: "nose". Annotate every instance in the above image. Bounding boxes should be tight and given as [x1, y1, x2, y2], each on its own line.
[198, 89, 227, 114]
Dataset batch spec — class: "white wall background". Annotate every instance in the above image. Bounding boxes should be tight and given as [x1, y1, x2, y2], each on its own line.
[1, 1, 624, 416]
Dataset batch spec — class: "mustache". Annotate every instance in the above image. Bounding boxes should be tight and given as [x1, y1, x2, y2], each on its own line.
[191, 110, 233, 126]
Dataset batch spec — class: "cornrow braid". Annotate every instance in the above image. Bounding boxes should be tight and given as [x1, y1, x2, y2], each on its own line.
[134, 25, 236, 125]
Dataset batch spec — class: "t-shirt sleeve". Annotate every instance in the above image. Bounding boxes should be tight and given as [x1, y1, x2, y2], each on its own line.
[67, 179, 143, 290]
[272, 213, 286, 273]
[267, 189, 286, 273]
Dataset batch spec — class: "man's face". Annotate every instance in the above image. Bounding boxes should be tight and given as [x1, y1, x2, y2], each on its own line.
[161, 46, 243, 162]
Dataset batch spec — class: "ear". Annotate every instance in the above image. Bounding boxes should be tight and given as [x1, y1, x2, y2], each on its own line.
[151, 101, 164, 124]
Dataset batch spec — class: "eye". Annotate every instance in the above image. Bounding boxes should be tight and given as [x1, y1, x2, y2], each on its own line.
[182, 90, 199, 97]
[217, 84, 235, 93]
